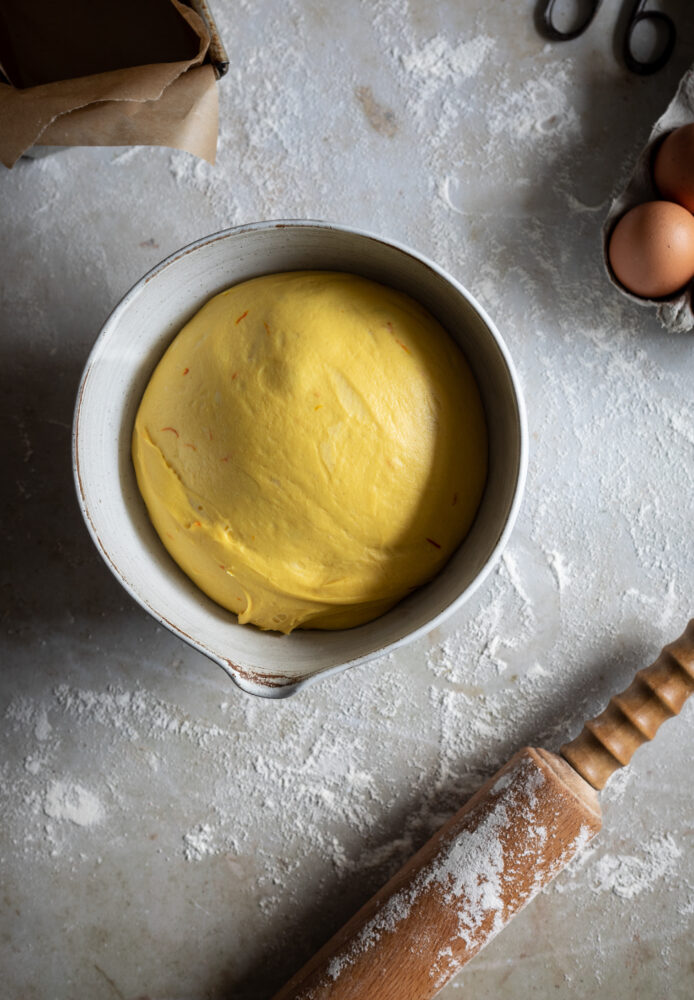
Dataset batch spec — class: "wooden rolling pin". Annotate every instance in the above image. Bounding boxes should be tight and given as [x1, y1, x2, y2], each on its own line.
[273, 621, 694, 1000]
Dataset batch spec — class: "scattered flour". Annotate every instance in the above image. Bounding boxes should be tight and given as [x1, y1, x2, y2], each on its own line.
[54, 683, 227, 747]
[183, 824, 216, 862]
[318, 756, 598, 989]
[34, 709, 52, 741]
[44, 781, 104, 827]
[2, 0, 694, 994]
[546, 549, 571, 593]
[554, 832, 682, 900]
[397, 34, 496, 106]
[24, 756, 42, 776]
[589, 834, 682, 900]
[487, 60, 581, 142]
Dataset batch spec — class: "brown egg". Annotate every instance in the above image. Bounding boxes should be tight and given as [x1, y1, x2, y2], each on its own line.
[608, 200, 694, 299]
[654, 124, 694, 213]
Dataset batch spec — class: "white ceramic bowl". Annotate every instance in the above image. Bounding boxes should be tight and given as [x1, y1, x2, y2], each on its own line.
[73, 221, 527, 697]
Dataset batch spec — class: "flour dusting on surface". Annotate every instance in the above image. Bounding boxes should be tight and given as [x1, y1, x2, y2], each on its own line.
[183, 824, 216, 862]
[589, 834, 682, 900]
[398, 34, 496, 108]
[3, 0, 694, 996]
[44, 781, 104, 827]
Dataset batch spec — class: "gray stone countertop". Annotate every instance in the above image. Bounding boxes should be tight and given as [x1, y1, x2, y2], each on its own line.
[2, 2, 694, 998]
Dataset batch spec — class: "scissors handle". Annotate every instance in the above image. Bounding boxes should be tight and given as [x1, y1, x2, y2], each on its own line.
[540, 0, 602, 41]
[624, 0, 676, 75]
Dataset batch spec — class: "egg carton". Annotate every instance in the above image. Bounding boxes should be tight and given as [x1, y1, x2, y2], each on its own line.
[603, 65, 694, 333]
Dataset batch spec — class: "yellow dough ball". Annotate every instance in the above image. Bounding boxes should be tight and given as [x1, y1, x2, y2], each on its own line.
[132, 271, 487, 632]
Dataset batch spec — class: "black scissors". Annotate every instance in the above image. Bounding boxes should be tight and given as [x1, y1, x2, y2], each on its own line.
[539, 0, 676, 74]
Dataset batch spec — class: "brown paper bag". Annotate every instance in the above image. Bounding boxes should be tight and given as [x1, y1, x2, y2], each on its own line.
[0, 0, 219, 167]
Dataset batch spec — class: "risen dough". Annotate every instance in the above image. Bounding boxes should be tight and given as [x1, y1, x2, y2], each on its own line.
[132, 271, 487, 632]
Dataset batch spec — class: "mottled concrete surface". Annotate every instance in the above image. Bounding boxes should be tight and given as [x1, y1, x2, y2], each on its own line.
[2, 2, 694, 998]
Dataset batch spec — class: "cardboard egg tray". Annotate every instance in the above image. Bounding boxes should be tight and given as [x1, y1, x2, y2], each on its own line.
[603, 66, 694, 333]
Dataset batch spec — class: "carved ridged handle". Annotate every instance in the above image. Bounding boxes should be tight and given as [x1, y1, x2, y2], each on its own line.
[561, 621, 694, 789]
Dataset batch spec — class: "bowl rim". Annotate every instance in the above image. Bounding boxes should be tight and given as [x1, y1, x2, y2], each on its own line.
[73, 218, 528, 698]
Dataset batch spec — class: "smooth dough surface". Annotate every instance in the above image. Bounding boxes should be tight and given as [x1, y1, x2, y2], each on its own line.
[132, 271, 487, 632]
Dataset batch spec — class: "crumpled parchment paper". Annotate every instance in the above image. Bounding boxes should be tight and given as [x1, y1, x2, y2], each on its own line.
[0, 0, 218, 167]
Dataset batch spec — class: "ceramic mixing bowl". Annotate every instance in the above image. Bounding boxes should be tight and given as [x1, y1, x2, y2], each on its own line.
[73, 221, 527, 697]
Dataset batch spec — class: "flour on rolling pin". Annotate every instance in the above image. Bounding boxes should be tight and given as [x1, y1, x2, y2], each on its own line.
[273, 623, 693, 1000]
[396, 754, 595, 991]
[276, 748, 600, 999]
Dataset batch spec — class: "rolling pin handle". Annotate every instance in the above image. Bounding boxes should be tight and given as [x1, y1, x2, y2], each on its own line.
[561, 620, 694, 790]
